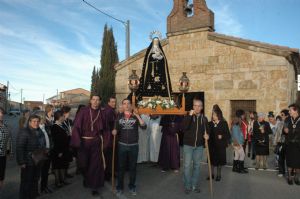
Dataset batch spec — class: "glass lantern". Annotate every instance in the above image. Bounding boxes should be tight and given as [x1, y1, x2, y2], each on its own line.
[128, 70, 140, 93]
[179, 72, 190, 93]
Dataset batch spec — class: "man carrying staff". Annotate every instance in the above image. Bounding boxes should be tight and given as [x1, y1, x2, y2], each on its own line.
[103, 96, 117, 181]
[71, 95, 106, 197]
[182, 97, 209, 194]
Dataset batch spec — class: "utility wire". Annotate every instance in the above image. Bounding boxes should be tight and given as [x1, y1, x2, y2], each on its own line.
[82, 0, 127, 25]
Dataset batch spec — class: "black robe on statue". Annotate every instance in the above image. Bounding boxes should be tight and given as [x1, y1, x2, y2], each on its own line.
[135, 37, 172, 100]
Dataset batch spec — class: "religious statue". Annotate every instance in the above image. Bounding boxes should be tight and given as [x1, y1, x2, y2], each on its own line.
[136, 34, 172, 100]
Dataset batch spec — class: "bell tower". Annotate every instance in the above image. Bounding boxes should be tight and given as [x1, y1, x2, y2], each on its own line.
[167, 0, 214, 35]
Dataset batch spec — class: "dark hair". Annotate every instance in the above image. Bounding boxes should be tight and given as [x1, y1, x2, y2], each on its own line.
[54, 110, 64, 122]
[276, 115, 282, 121]
[122, 98, 131, 104]
[61, 106, 71, 114]
[27, 114, 41, 128]
[0, 107, 4, 114]
[268, 111, 275, 118]
[280, 109, 289, 117]
[250, 111, 258, 120]
[90, 95, 102, 100]
[212, 104, 224, 121]
[288, 103, 300, 114]
[108, 96, 116, 102]
[236, 109, 245, 118]
[75, 104, 85, 116]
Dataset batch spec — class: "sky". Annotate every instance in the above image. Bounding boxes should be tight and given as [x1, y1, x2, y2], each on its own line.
[0, 0, 300, 103]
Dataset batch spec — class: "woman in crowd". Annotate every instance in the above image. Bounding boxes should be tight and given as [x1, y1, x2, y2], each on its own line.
[0, 107, 12, 189]
[253, 113, 272, 170]
[51, 110, 71, 188]
[61, 106, 74, 178]
[34, 111, 53, 194]
[208, 105, 231, 181]
[16, 114, 46, 199]
[231, 117, 248, 173]
[284, 104, 300, 185]
[158, 115, 182, 173]
[274, 109, 289, 177]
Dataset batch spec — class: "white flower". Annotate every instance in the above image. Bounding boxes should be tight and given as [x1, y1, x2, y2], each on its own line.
[170, 100, 175, 106]
[166, 104, 170, 109]
[148, 103, 153, 109]
[156, 100, 162, 104]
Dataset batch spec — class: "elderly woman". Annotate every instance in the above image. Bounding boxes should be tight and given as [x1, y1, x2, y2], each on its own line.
[51, 110, 71, 188]
[285, 104, 300, 185]
[16, 114, 47, 199]
[253, 112, 272, 170]
[0, 107, 12, 189]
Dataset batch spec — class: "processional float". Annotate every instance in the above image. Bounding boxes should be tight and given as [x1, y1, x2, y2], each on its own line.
[128, 31, 189, 115]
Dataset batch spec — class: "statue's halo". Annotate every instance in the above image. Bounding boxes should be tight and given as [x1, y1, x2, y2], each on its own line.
[149, 30, 163, 41]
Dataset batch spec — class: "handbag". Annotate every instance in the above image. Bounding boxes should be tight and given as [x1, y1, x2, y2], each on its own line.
[31, 148, 48, 166]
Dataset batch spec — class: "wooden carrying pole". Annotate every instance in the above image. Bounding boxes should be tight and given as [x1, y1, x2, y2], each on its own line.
[112, 135, 116, 192]
[205, 132, 213, 199]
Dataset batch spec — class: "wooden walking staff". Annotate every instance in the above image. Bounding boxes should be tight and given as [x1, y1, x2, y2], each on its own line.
[205, 130, 213, 198]
[112, 134, 116, 192]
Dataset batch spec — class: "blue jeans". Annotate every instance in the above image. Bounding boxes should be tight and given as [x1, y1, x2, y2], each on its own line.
[117, 144, 139, 190]
[183, 145, 204, 189]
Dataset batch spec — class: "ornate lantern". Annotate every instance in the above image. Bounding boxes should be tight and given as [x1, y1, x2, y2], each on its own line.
[128, 70, 140, 93]
[179, 72, 190, 93]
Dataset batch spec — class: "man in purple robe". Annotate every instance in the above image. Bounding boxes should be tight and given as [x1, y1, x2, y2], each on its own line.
[71, 95, 106, 197]
[158, 115, 183, 172]
[103, 96, 117, 181]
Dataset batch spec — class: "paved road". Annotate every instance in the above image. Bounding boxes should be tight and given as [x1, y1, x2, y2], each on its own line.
[1, 115, 299, 199]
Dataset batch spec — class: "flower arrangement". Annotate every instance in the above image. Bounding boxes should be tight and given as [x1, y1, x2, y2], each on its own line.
[137, 97, 176, 110]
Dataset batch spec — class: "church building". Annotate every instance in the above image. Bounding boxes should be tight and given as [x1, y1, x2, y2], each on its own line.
[114, 0, 300, 119]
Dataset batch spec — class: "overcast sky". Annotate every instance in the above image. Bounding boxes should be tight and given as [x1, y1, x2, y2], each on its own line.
[0, 0, 299, 103]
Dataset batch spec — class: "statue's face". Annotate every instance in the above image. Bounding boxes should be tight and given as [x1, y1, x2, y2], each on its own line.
[153, 38, 159, 46]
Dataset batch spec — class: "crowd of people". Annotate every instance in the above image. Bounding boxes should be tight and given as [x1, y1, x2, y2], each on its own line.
[0, 95, 299, 198]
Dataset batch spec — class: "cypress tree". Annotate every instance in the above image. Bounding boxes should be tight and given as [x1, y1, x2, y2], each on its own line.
[90, 66, 97, 96]
[97, 24, 119, 103]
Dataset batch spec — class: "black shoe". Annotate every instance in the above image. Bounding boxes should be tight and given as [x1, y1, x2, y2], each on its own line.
[248, 153, 250, 158]
[45, 186, 53, 193]
[232, 160, 238, 172]
[295, 179, 300, 185]
[92, 190, 99, 196]
[215, 176, 221, 181]
[288, 178, 294, 185]
[239, 161, 248, 174]
[65, 173, 74, 178]
[62, 181, 71, 186]
[55, 183, 63, 188]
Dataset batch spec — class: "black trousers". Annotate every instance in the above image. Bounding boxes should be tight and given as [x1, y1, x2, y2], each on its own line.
[278, 147, 286, 175]
[0, 156, 7, 181]
[40, 159, 51, 190]
[19, 165, 40, 199]
[104, 147, 113, 181]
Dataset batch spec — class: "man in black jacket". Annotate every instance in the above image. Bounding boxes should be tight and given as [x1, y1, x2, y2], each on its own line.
[182, 98, 209, 194]
[112, 99, 146, 196]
